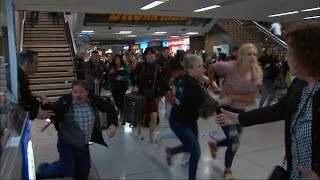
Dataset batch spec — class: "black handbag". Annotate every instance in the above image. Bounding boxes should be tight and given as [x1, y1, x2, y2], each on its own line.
[269, 157, 288, 180]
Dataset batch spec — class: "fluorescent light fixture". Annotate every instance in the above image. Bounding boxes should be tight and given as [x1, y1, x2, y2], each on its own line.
[268, 11, 299, 17]
[141, 1, 167, 10]
[171, 36, 179, 38]
[186, 32, 199, 35]
[301, 7, 320, 12]
[116, 31, 132, 34]
[82, 30, 94, 33]
[303, 15, 320, 20]
[127, 35, 137, 37]
[194, 5, 221, 12]
[154, 31, 167, 34]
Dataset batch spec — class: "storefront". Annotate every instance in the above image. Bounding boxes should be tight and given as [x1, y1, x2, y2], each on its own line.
[168, 38, 190, 54]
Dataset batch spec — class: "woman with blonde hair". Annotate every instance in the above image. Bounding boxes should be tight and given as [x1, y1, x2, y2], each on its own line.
[207, 43, 263, 180]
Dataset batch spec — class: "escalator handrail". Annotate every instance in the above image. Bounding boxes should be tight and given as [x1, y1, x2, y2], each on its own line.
[252, 21, 286, 48]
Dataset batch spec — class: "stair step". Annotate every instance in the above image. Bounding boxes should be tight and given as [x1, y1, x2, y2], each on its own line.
[24, 27, 64, 31]
[25, 48, 70, 52]
[37, 66, 73, 72]
[29, 72, 74, 78]
[25, 21, 62, 25]
[38, 61, 73, 66]
[26, 19, 63, 23]
[48, 96, 61, 102]
[29, 83, 72, 91]
[25, 30, 64, 34]
[38, 52, 70, 57]
[24, 34, 65, 38]
[32, 89, 70, 97]
[24, 37, 66, 41]
[25, 24, 63, 28]
[24, 41, 66, 44]
[29, 77, 75, 84]
[38, 57, 72, 61]
[24, 44, 69, 48]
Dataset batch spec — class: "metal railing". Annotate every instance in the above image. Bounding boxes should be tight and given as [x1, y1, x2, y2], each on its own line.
[252, 21, 286, 49]
[63, 13, 78, 80]
[19, 11, 26, 52]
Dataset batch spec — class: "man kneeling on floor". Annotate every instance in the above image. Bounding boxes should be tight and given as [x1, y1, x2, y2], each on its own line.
[36, 80, 118, 179]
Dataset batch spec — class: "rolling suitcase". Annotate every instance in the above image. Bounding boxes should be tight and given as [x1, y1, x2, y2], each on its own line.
[122, 93, 145, 127]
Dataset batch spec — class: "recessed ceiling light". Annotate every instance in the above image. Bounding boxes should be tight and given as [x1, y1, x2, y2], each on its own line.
[115, 31, 132, 34]
[194, 5, 221, 12]
[301, 7, 320, 12]
[303, 15, 320, 20]
[141, 0, 168, 10]
[154, 31, 167, 34]
[186, 32, 199, 35]
[268, 11, 299, 17]
[127, 35, 137, 37]
[82, 30, 94, 33]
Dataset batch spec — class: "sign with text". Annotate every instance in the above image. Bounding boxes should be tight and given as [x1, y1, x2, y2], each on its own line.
[84, 13, 212, 27]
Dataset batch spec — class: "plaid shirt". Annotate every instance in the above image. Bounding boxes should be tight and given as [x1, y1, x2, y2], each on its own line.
[73, 99, 95, 144]
[290, 81, 320, 180]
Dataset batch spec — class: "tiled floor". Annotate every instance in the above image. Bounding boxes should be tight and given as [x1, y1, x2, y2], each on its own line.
[90, 90, 285, 179]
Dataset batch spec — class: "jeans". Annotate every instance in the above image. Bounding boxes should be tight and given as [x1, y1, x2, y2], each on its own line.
[217, 107, 244, 169]
[259, 79, 276, 108]
[38, 137, 91, 179]
[169, 119, 200, 180]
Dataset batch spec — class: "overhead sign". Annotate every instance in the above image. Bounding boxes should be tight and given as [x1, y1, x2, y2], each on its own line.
[89, 40, 135, 45]
[162, 41, 169, 47]
[169, 39, 184, 46]
[84, 13, 212, 27]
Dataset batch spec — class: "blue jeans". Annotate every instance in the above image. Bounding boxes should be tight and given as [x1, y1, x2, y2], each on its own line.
[169, 119, 200, 180]
[38, 137, 91, 179]
[217, 107, 244, 169]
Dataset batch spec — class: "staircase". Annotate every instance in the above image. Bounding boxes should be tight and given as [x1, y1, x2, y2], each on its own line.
[23, 12, 75, 102]
[217, 19, 261, 44]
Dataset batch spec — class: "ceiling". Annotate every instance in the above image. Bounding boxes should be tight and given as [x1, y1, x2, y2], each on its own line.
[13, 0, 320, 42]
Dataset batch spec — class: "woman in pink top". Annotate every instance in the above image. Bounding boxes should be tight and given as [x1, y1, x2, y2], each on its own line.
[207, 43, 263, 180]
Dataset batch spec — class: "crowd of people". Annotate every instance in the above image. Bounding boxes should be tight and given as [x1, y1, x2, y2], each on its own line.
[1, 21, 319, 180]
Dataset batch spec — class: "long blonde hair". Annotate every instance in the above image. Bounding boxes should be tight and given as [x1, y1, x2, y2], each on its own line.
[236, 43, 263, 80]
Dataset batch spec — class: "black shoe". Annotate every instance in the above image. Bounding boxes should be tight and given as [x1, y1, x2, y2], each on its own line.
[165, 147, 172, 166]
[121, 121, 126, 125]
[36, 162, 49, 179]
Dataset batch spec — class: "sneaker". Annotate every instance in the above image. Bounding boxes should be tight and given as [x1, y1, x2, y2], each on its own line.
[154, 136, 162, 149]
[208, 141, 218, 159]
[165, 147, 173, 166]
[181, 160, 189, 166]
[209, 131, 222, 142]
[36, 162, 49, 179]
[224, 169, 234, 180]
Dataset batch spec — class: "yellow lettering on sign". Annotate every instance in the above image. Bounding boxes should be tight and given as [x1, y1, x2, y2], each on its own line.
[109, 14, 122, 21]
[121, 15, 128, 21]
[151, 16, 158, 21]
[134, 15, 143, 21]
[127, 15, 133, 21]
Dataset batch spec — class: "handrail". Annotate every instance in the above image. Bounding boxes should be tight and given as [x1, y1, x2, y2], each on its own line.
[252, 21, 286, 49]
[19, 11, 26, 52]
[62, 13, 77, 80]
[63, 13, 77, 55]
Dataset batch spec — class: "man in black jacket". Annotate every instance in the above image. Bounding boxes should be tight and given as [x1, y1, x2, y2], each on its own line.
[37, 80, 118, 179]
[6, 50, 47, 120]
